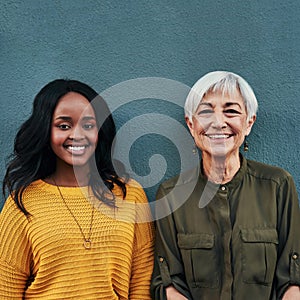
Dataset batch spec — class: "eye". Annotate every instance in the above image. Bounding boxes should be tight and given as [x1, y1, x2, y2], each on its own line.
[197, 109, 214, 115]
[57, 123, 71, 130]
[224, 109, 241, 115]
[82, 123, 96, 130]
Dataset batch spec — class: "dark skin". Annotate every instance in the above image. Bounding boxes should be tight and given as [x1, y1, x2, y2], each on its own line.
[45, 92, 98, 187]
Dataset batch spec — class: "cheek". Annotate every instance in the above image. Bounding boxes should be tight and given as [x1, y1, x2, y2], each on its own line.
[50, 130, 57, 146]
[189, 119, 207, 136]
[231, 118, 248, 133]
[50, 130, 64, 145]
[94, 136, 99, 146]
[241, 120, 251, 135]
[90, 130, 99, 145]
[192, 123, 206, 136]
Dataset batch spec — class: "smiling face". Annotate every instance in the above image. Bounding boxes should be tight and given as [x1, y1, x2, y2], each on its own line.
[186, 89, 255, 160]
[50, 92, 98, 174]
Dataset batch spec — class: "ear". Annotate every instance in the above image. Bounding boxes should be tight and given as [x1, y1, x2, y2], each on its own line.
[185, 116, 195, 138]
[246, 115, 256, 136]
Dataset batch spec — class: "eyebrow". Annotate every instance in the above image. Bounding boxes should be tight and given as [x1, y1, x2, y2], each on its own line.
[224, 102, 242, 109]
[54, 116, 96, 121]
[198, 102, 212, 107]
[198, 102, 242, 109]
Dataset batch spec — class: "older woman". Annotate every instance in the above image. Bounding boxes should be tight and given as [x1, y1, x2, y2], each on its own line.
[151, 71, 300, 299]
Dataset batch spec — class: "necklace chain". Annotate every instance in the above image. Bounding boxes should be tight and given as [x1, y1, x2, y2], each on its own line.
[53, 179, 95, 250]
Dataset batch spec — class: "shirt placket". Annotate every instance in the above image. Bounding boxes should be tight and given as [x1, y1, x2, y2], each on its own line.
[217, 184, 233, 300]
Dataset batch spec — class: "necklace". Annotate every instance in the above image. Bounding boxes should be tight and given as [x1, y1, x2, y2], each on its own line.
[53, 180, 95, 250]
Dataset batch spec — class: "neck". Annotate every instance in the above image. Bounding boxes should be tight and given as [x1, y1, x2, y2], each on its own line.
[49, 165, 90, 187]
[202, 153, 241, 184]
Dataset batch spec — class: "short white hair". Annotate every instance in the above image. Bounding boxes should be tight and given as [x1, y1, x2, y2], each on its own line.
[184, 71, 258, 122]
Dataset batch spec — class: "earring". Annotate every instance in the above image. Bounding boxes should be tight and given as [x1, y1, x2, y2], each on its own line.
[243, 136, 249, 152]
[192, 144, 197, 155]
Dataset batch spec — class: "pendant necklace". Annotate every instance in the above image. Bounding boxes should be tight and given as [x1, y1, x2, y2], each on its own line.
[53, 179, 95, 250]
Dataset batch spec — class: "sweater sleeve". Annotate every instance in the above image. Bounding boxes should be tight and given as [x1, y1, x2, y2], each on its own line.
[0, 197, 33, 299]
[275, 175, 300, 298]
[128, 185, 154, 300]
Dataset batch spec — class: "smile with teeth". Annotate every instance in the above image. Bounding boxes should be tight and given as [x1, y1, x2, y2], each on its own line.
[67, 145, 86, 150]
[65, 145, 88, 152]
[205, 134, 233, 139]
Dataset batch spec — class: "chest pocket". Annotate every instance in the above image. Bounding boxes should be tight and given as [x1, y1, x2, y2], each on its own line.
[241, 228, 278, 285]
[177, 233, 219, 288]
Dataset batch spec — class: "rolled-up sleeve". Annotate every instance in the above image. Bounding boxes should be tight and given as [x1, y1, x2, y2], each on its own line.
[150, 185, 192, 300]
[276, 175, 300, 298]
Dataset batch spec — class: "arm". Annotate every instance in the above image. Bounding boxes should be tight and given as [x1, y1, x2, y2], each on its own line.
[282, 286, 300, 300]
[0, 197, 32, 298]
[166, 286, 189, 300]
[276, 175, 300, 298]
[150, 185, 192, 300]
[129, 186, 155, 300]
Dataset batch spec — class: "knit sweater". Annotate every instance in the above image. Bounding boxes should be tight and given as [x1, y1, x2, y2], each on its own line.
[0, 179, 154, 299]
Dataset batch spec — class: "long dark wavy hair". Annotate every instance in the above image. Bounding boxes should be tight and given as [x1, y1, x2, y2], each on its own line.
[3, 79, 127, 216]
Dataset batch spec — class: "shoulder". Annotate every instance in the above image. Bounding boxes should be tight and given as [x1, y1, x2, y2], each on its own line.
[126, 178, 144, 189]
[121, 178, 149, 204]
[1, 179, 46, 209]
[158, 167, 200, 193]
[21, 179, 58, 205]
[21, 179, 55, 195]
[113, 179, 153, 223]
[0, 195, 28, 230]
[246, 159, 293, 185]
[1, 195, 18, 216]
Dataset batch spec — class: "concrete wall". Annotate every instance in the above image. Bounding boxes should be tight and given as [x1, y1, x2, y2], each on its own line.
[1, 0, 299, 206]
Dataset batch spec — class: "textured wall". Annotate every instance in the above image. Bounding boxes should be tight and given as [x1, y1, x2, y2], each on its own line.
[1, 0, 299, 207]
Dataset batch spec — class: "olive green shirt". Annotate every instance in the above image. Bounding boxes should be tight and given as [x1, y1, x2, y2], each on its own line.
[151, 156, 300, 300]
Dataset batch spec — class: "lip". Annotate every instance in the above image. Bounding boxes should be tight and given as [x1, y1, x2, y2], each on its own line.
[64, 144, 89, 155]
[204, 134, 234, 139]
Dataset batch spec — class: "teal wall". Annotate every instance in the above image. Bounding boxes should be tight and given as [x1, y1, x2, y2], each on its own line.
[1, 0, 299, 206]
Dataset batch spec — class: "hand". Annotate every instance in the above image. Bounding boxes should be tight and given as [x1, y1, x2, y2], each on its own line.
[282, 285, 300, 300]
[166, 286, 188, 300]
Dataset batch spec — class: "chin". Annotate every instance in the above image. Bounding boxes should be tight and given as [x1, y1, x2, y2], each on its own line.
[210, 149, 239, 160]
[70, 158, 91, 167]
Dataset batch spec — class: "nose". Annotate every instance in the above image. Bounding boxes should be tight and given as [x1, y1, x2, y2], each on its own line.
[69, 126, 84, 140]
[212, 112, 227, 129]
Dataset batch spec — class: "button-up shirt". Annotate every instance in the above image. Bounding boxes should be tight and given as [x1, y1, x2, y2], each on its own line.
[151, 155, 300, 300]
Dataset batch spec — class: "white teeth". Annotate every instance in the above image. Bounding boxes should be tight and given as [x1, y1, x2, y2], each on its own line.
[68, 146, 86, 151]
[208, 135, 229, 139]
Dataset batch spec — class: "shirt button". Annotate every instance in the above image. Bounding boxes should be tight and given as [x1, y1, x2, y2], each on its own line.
[221, 186, 226, 191]
[292, 253, 298, 260]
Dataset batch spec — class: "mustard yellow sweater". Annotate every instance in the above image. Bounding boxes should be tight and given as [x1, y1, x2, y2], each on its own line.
[0, 179, 154, 299]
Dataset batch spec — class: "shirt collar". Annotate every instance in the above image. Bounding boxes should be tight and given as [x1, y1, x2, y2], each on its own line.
[199, 153, 247, 190]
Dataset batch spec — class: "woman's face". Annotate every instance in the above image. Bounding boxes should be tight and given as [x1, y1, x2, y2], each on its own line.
[186, 90, 255, 159]
[50, 92, 98, 172]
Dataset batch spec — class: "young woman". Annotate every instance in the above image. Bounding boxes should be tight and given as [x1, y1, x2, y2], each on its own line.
[0, 79, 154, 299]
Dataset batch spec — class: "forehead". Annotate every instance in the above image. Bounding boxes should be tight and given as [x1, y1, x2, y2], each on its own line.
[54, 92, 95, 116]
[200, 89, 245, 107]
